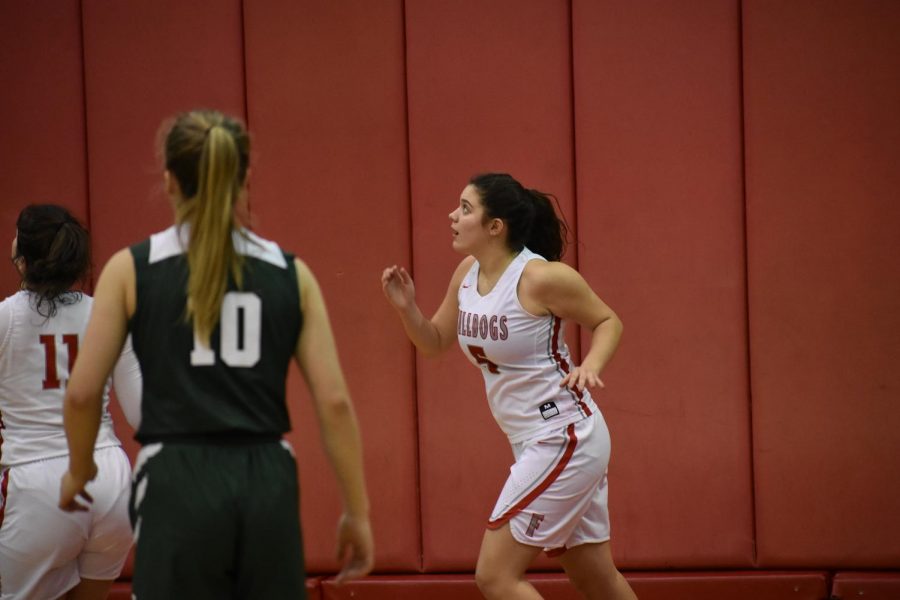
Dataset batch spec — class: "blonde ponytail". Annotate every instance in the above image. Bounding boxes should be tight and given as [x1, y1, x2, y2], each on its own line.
[165, 110, 250, 346]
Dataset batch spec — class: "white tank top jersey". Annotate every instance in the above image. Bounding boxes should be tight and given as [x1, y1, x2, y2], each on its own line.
[0, 291, 121, 466]
[457, 248, 598, 444]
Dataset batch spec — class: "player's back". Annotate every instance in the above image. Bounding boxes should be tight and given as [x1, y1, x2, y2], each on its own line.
[0, 291, 119, 466]
[129, 226, 302, 443]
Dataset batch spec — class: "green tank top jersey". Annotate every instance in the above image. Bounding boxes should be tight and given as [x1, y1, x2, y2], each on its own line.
[129, 225, 302, 443]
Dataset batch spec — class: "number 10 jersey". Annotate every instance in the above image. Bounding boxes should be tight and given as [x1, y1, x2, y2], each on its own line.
[129, 226, 301, 443]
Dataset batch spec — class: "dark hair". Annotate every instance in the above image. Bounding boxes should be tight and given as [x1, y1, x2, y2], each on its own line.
[162, 109, 251, 344]
[469, 173, 568, 261]
[14, 204, 90, 317]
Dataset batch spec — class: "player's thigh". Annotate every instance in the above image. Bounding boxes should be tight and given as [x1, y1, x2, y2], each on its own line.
[130, 444, 237, 600]
[235, 441, 306, 599]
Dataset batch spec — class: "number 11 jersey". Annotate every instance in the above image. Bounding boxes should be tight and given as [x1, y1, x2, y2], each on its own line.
[0, 292, 120, 466]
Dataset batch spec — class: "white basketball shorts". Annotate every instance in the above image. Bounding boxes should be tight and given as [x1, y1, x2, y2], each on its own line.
[487, 414, 611, 556]
[0, 446, 132, 599]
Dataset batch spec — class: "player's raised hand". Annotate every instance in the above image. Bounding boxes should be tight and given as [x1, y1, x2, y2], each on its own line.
[381, 265, 415, 312]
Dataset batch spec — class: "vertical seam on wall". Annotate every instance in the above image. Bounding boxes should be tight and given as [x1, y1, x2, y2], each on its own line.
[239, 0, 250, 130]
[567, 0, 583, 359]
[78, 0, 94, 294]
[568, 0, 579, 274]
[239, 0, 252, 215]
[400, 0, 424, 573]
[738, 0, 759, 567]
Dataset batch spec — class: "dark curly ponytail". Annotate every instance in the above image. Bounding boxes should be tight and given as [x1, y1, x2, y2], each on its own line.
[469, 173, 569, 261]
[14, 205, 90, 317]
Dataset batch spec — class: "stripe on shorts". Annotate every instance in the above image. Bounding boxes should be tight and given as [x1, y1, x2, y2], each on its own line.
[0, 468, 9, 529]
[486, 423, 578, 530]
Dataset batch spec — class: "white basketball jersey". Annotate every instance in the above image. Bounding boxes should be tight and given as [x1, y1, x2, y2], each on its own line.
[0, 291, 120, 466]
[457, 248, 597, 444]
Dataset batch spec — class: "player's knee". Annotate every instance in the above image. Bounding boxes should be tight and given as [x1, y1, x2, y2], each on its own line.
[475, 563, 514, 599]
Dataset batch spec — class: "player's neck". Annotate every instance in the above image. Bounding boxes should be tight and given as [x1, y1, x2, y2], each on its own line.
[476, 247, 519, 281]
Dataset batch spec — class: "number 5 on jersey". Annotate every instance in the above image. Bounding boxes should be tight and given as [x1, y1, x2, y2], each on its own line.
[467, 344, 500, 374]
[190, 292, 261, 367]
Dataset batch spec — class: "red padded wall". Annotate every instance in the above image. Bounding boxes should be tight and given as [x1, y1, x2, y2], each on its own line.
[0, 1, 88, 294]
[626, 571, 828, 600]
[110, 578, 323, 599]
[321, 572, 828, 599]
[832, 573, 900, 600]
[572, 0, 753, 567]
[82, 0, 246, 270]
[406, 0, 577, 570]
[743, 0, 900, 567]
[242, 0, 418, 572]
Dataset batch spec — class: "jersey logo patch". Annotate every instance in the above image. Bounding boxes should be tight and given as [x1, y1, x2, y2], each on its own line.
[526, 513, 545, 537]
[539, 401, 559, 420]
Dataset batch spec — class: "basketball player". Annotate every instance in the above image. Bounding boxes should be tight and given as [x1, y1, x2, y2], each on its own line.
[59, 110, 373, 599]
[382, 173, 637, 599]
[0, 204, 140, 600]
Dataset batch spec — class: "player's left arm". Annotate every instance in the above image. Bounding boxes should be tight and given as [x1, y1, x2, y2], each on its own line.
[523, 261, 623, 392]
[60, 249, 134, 511]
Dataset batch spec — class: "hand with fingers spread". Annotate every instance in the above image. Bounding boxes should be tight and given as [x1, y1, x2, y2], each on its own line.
[334, 512, 374, 584]
[560, 364, 606, 393]
[58, 462, 98, 512]
[381, 265, 416, 313]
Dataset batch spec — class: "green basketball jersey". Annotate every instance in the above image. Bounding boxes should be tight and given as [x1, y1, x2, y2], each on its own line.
[129, 225, 301, 442]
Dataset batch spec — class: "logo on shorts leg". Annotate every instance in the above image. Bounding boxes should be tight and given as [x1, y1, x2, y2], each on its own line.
[526, 513, 545, 537]
[539, 401, 559, 420]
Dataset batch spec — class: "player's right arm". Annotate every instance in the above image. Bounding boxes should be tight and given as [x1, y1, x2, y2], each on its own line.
[381, 256, 473, 357]
[61, 248, 134, 511]
[293, 257, 373, 583]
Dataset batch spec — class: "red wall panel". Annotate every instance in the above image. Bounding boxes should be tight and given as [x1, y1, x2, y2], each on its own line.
[744, 0, 900, 567]
[0, 1, 88, 293]
[322, 572, 828, 599]
[242, 0, 418, 572]
[572, 0, 753, 567]
[81, 0, 247, 270]
[832, 573, 900, 600]
[406, 0, 576, 571]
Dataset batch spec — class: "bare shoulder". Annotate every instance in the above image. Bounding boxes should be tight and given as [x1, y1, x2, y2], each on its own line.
[293, 256, 313, 281]
[449, 255, 477, 287]
[96, 248, 136, 292]
[521, 259, 581, 298]
[292, 257, 322, 313]
[454, 255, 477, 275]
[103, 248, 135, 274]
